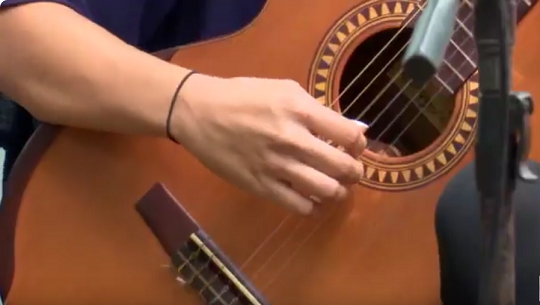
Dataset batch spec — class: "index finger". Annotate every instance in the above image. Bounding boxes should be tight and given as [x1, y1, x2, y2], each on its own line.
[301, 103, 368, 157]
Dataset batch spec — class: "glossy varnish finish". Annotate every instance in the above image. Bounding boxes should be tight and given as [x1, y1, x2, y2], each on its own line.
[2, 0, 540, 304]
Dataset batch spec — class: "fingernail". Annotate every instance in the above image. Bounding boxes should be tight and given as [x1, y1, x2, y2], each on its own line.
[309, 195, 322, 204]
[297, 203, 314, 215]
[353, 120, 369, 129]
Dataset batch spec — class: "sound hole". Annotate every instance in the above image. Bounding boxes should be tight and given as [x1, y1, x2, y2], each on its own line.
[339, 28, 456, 157]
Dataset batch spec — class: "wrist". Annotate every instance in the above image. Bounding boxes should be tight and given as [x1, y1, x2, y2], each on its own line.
[169, 72, 224, 143]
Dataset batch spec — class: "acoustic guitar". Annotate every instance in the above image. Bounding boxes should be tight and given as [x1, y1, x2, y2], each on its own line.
[1, 0, 540, 304]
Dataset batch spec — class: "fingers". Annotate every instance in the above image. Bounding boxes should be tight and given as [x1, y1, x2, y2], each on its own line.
[265, 178, 314, 215]
[264, 161, 349, 214]
[298, 134, 364, 184]
[282, 161, 349, 203]
[301, 103, 368, 158]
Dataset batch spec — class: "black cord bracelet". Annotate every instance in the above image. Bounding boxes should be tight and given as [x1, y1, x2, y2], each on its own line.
[166, 70, 198, 143]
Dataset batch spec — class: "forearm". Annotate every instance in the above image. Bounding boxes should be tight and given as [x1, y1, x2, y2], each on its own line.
[0, 2, 196, 137]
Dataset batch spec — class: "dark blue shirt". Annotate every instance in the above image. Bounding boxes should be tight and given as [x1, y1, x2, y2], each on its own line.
[2, 0, 264, 50]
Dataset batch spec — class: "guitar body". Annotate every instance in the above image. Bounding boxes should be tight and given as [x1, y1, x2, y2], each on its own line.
[2, 0, 540, 304]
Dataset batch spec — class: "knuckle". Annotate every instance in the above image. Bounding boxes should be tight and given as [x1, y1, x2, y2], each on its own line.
[274, 125, 303, 149]
[263, 153, 285, 174]
[335, 186, 350, 201]
[358, 161, 365, 177]
[335, 159, 362, 182]
[277, 80, 313, 118]
[321, 184, 348, 202]
[344, 128, 368, 157]
[283, 79, 302, 89]
[346, 127, 364, 147]
[293, 105, 311, 122]
[290, 98, 319, 123]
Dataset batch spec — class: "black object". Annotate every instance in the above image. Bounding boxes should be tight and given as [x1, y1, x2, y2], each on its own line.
[436, 160, 540, 305]
[404, 0, 538, 304]
[472, 1, 537, 304]
[0, 95, 38, 182]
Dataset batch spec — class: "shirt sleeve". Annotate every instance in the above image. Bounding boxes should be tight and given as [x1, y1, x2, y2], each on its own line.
[0, 0, 89, 17]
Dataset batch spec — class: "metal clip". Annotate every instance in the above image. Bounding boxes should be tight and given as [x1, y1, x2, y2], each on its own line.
[510, 91, 537, 181]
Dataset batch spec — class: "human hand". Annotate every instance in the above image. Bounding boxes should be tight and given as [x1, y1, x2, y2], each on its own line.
[173, 75, 367, 214]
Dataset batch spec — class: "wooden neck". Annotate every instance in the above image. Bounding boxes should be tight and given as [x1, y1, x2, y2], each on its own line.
[435, 0, 538, 93]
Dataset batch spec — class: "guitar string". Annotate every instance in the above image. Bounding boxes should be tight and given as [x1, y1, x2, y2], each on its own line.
[345, 20, 473, 149]
[244, 0, 524, 297]
[328, 2, 424, 108]
[356, 21, 475, 151]
[248, 0, 527, 293]
[185, 2, 475, 295]
[339, 30, 457, 120]
[260, 20, 478, 292]
[356, 39, 471, 151]
[246, 3, 472, 286]
[253, 41, 476, 293]
[261, 13, 478, 293]
[334, 0, 475, 113]
[322, 13, 471, 156]
[165, 5, 430, 286]
[378, 49, 475, 152]
[235, 3, 430, 276]
[249, 3, 471, 283]
[361, 9, 477, 150]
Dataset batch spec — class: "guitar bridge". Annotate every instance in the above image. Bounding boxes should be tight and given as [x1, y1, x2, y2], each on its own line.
[136, 184, 269, 305]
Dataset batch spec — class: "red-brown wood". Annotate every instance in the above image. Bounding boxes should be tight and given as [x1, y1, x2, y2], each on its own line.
[2, 0, 540, 304]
